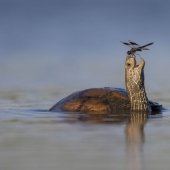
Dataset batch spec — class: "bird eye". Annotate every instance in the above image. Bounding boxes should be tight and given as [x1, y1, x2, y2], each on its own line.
[127, 63, 131, 67]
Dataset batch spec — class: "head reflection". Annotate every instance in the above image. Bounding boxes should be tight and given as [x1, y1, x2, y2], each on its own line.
[126, 111, 148, 170]
[63, 110, 162, 170]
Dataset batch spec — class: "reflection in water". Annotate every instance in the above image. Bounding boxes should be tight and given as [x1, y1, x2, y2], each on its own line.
[58, 110, 162, 124]
[58, 110, 162, 170]
[124, 110, 162, 170]
[0, 108, 164, 170]
[126, 112, 147, 170]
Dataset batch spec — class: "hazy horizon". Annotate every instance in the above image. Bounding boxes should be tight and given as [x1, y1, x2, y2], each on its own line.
[0, 0, 170, 92]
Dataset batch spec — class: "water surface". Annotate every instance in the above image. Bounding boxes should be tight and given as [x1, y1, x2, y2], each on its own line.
[0, 89, 169, 170]
[1, 1, 170, 169]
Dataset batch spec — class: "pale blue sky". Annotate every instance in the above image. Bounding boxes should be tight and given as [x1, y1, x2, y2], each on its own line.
[0, 0, 170, 90]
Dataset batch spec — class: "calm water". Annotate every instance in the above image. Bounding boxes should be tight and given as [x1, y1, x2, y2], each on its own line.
[1, 1, 170, 169]
[0, 88, 170, 170]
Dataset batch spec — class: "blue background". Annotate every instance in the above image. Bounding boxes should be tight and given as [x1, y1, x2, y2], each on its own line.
[0, 0, 169, 92]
